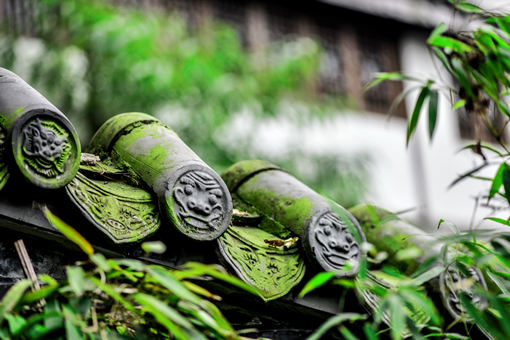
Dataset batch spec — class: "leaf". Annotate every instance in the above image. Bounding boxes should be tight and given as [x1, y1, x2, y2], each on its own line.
[88, 277, 136, 313]
[148, 266, 204, 304]
[44, 299, 63, 330]
[339, 326, 359, 340]
[141, 241, 167, 254]
[182, 281, 222, 301]
[178, 262, 261, 297]
[176, 300, 230, 337]
[364, 72, 414, 91]
[485, 217, 510, 226]
[21, 284, 58, 304]
[490, 163, 506, 200]
[502, 164, 510, 204]
[395, 247, 422, 261]
[307, 313, 366, 340]
[67, 267, 86, 297]
[407, 86, 430, 145]
[428, 35, 473, 54]
[63, 304, 85, 340]
[399, 289, 440, 326]
[451, 58, 474, 98]
[452, 99, 466, 109]
[387, 85, 421, 119]
[448, 162, 488, 188]
[432, 46, 454, 74]
[134, 293, 198, 335]
[90, 253, 110, 272]
[298, 272, 336, 298]
[437, 218, 445, 229]
[458, 142, 505, 157]
[428, 90, 439, 139]
[408, 266, 443, 287]
[42, 207, 94, 255]
[5, 314, 27, 335]
[429, 23, 448, 40]
[457, 2, 484, 13]
[388, 295, 406, 340]
[39, 274, 58, 286]
[0, 280, 32, 324]
[363, 323, 380, 340]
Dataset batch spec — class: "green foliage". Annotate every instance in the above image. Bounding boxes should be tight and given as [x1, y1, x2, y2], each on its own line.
[300, 226, 510, 339]
[0, 209, 260, 339]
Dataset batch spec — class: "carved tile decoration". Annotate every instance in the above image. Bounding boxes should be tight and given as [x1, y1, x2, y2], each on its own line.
[311, 212, 361, 273]
[66, 172, 160, 243]
[173, 170, 228, 236]
[21, 118, 71, 178]
[440, 263, 487, 320]
[218, 226, 305, 301]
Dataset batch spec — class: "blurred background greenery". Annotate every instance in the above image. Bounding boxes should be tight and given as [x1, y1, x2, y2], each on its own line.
[0, 0, 369, 207]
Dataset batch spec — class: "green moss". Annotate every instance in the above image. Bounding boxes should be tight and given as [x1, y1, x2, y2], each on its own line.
[218, 225, 305, 301]
[242, 188, 314, 230]
[349, 204, 425, 274]
[221, 159, 280, 191]
[66, 172, 160, 244]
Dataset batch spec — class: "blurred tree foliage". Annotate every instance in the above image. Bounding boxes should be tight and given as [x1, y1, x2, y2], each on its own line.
[0, 0, 367, 207]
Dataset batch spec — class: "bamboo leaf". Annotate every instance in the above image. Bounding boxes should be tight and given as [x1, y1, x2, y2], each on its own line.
[42, 207, 94, 255]
[44, 299, 63, 330]
[429, 23, 448, 39]
[0, 280, 32, 324]
[407, 266, 443, 287]
[339, 326, 359, 340]
[437, 218, 445, 229]
[182, 281, 222, 301]
[363, 323, 380, 340]
[457, 2, 484, 13]
[503, 164, 510, 204]
[179, 262, 261, 297]
[20, 284, 58, 304]
[134, 293, 196, 332]
[407, 86, 430, 145]
[63, 305, 85, 340]
[298, 272, 336, 297]
[448, 162, 488, 188]
[5, 314, 26, 335]
[428, 35, 473, 53]
[141, 241, 167, 254]
[458, 142, 505, 157]
[307, 313, 366, 340]
[428, 90, 439, 139]
[432, 46, 454, 74]
[451, 58, 474, 98]
[452, 99, 466, 109]
[67, 267, 86, 297]
[364, 72, 414, 91]
[388, 295, 406, 340]
[147, 266, 202, 304]
[490, 163, 506, 199]
[387, 85, 421, 119]
[485, 217, 510, 226]
[88, 277, 136, 313]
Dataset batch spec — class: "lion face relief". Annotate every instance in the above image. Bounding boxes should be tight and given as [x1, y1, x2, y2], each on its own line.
[23, 118, 66, 162]
[21, 118, 71, 177]
[312, 212, 361, 274]
[172, 170, 227, 234]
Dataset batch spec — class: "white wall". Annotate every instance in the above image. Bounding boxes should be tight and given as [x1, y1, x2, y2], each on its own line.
[226, 30, 508, 234]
